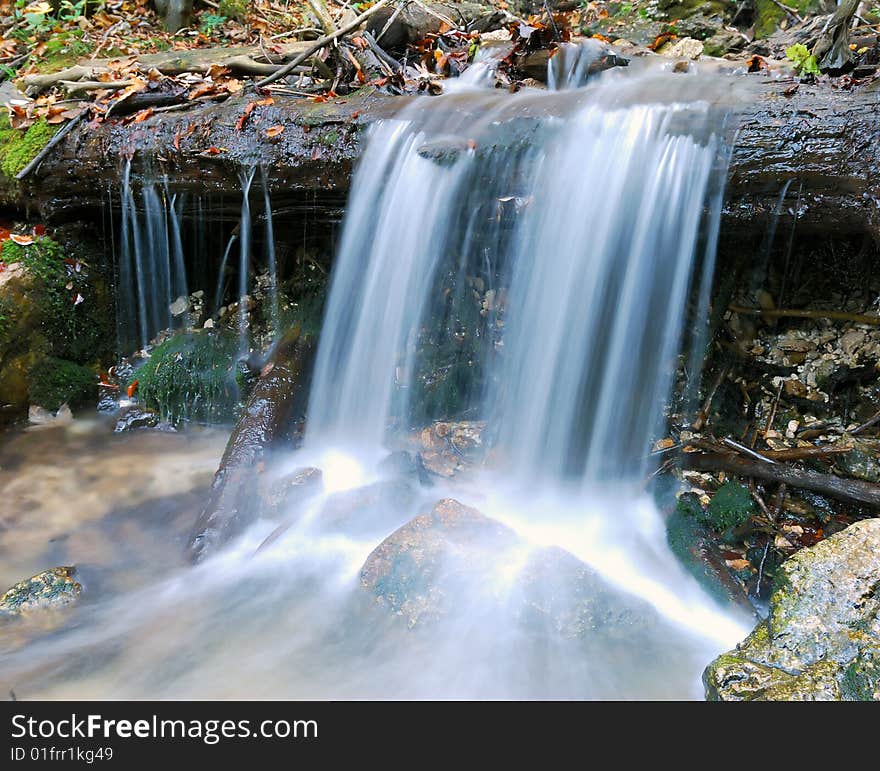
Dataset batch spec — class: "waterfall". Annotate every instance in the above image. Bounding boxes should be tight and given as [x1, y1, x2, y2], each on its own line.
[308, 73, 733, 469]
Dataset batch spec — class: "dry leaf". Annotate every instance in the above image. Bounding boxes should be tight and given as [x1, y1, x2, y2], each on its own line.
[265, 125, 284, 138]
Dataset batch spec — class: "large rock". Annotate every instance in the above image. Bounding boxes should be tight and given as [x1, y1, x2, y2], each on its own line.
[704, 518, 880, 700]
[360, 498, 670, 641]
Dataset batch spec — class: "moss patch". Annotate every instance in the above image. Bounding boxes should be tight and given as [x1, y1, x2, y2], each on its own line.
[0, 118, 59, 180]
[27, 356, 96, 411]
[702, 481, 755, 533]
[1, 236, 112, 363]
[136, 330, 241, 424]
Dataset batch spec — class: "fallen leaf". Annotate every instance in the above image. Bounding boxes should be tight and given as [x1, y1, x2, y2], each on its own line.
[264, 125, 284, 138]
[10, 234, 34, 245]
[127, 380, 139, 398]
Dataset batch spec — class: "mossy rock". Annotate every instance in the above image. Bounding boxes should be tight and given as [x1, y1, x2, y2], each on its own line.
[0, 566, 81, 615]
[27, 356, 96, 411]
[704, 518, 880, 700]
[1, 236, 113, 365]
[135, 330, 241, 424]
[666, 492, 744, 607]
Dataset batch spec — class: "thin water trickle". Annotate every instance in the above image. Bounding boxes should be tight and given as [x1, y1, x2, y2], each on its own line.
[118, 159, 190, 351]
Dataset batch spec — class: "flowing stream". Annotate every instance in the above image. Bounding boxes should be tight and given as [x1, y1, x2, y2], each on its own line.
[0, 54, 753, 699]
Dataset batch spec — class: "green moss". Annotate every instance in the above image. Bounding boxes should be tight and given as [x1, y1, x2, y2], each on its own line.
[136, 330, 241, 424]
[754, 0, 825, 39]
[0, 119, 59, 180]
[703, 481, 755, 533]
[666, 492, 734, 607]
[27, 356, 96, 410]
[840, 648, 880, 701]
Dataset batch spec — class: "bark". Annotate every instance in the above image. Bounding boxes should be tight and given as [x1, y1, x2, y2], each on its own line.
[188, 328, 315, 562]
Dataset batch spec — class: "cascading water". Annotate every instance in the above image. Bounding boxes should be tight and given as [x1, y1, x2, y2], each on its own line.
[306, 62, 749, 648]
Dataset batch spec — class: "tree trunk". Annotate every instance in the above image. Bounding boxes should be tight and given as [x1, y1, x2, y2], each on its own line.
[154, 0, 194, 32]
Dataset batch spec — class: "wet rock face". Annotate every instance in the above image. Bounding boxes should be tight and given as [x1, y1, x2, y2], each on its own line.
[704, 518, 880, 700]
[0, 567, 82, 615]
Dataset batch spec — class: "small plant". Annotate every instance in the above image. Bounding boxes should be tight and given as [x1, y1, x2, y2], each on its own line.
[786, 44, 820, 77]
[199, 13, 227, 36]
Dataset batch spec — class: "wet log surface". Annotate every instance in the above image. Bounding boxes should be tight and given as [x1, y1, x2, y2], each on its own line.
[188, 328, 315, 562]
[3, 74, 878, 240]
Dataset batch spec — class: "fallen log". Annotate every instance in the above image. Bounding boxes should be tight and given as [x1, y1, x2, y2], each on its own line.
[684, 451, 880, 508]
[2, 65, 878, 243]
[188, 328, 315, 562]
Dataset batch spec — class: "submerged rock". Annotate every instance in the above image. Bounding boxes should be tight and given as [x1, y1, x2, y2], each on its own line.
[704, 518, 880, 700]
[0, 566, 82, 615]
[260, 466, 323, 520]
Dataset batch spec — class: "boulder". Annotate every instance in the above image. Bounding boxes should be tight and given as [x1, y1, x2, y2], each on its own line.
[704, 518, 880, 700]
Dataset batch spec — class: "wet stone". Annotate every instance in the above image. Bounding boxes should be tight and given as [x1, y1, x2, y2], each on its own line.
[113, 406, 160, 433]
[0, 567, 82, 615]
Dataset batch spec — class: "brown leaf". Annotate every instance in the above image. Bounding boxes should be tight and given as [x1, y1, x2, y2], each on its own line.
[132, 108, 154, 123]
[264, 125, 284, 138]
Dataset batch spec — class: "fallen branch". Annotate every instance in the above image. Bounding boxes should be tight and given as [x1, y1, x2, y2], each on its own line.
[256, 0, 395, 88]
[15, 110, 86, 181]
[684, 451, 880, 508]
[729, 305, 880, 327]
[812, 0, 861, 71]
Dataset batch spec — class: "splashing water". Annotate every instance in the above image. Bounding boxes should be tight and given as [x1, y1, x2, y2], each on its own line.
[547, 39, 609, 90]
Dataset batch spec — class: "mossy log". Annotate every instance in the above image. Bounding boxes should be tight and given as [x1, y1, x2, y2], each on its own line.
[188, 328, 315, 562]
[1, 75, 878, 242]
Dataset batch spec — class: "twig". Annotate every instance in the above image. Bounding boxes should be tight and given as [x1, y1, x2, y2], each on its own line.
[722, 437, 777, 464]
[851, 407, 880, 435]
[692, 364, 729, 431]
[729, 305, 880, 327]
[763, 379, 783, 441]
[760, 445, 853, 462]
[362, 31, 402, 73]
[256, 0, 395, 88]
[15, 110, 86, 180]
[766, 0, 803, 22]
